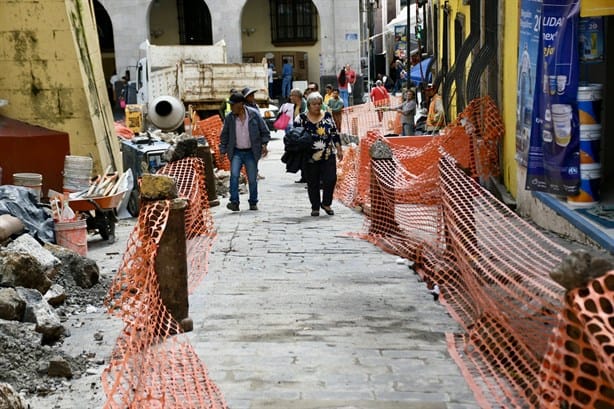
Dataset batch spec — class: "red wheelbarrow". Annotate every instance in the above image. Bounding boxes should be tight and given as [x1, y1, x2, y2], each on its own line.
[68, 189, 127, 243]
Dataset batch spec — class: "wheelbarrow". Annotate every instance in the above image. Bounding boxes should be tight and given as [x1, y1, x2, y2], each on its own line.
[68, 190, 127, 243]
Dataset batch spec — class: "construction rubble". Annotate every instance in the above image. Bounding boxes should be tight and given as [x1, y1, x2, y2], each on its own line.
[0, 217, 109, 407]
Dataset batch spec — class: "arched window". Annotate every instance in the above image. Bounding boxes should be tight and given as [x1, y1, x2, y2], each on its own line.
[270, 0, 317, 45]
[177, 0, 212, 45]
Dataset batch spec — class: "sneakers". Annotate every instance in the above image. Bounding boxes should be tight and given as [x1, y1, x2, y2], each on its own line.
[227, 202, 258, 211]
[321, 205, 334, 215]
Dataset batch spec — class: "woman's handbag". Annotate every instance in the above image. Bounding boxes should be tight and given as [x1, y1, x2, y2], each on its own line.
[273, 113, 290, 130]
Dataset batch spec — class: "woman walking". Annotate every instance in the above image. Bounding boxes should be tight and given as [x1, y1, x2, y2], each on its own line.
[337, 67, 349, 108]
[294, 92, 344, 217]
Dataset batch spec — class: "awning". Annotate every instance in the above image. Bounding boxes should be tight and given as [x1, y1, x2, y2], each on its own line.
[385, 5, 417, 33]
[410, 57, 433, 85]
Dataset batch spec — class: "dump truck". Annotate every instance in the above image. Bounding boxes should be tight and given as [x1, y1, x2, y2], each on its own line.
[136, 40, 272, 120]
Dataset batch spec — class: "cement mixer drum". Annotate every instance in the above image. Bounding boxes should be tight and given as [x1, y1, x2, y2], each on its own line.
[148, 96, 185, 131]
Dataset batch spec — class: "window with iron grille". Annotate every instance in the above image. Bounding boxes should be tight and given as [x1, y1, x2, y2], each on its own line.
[270, 0, 318, 45]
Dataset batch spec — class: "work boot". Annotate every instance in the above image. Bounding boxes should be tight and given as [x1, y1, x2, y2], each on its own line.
[226, 202, 239, 211]
[249, 204, 258, 211]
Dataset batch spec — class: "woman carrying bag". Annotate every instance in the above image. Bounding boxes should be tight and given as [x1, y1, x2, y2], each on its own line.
[273, 101, 294, 131]
[293, 92, 343, 217]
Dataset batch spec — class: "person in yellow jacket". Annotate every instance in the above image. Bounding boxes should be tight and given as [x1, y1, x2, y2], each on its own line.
[425, 85, 445, 134]
[219, 88, 237, 119]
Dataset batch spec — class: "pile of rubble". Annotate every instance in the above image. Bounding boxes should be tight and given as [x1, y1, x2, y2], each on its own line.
[0, 214, 111, 406]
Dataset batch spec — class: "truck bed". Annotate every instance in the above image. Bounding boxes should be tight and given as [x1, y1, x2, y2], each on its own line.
[149, 62, 269, 110]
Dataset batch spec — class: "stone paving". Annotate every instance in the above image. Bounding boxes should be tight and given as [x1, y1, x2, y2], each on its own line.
[27, 130, 482, 408]
[187, 130, 481, 409]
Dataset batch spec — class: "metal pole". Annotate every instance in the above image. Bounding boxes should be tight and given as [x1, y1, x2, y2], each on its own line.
[406, 1, 411, 75]
[368, 0, 375, 92]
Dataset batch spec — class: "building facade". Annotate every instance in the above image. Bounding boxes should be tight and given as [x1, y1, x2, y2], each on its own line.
[96, 0, 363, 98]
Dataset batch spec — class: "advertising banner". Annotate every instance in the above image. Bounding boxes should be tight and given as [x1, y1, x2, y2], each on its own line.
[515, 0, 542, 166]
[579, 17, 604, 63]
[394, 25, 407, 59]
[525, 0, 580, 195]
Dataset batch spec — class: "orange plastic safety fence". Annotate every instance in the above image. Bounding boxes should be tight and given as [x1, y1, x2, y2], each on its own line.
[340, 96, 402, 137]
[539, 270, 614, 409]
[192, 115, 230, 171]
[336, 96, 612, 408]
[102, 159, 225, 408]
[336, 97, 502, 210]
[156, 157, 216, 291]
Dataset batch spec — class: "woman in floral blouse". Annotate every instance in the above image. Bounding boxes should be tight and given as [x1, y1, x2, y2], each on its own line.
[294, 92, 344, 217]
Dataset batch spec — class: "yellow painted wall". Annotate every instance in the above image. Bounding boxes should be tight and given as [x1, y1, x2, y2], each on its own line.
[432, 1, 471, 119]
[431, 0, 520, 197]
[502, 1, 520, 196]
[581, 0, 614, 16]
[0, 0, 121, 175]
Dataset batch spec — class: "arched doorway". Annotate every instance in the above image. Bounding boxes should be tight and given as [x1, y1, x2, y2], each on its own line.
[148, 0, 212, 45]
[93, 0, 116, 105]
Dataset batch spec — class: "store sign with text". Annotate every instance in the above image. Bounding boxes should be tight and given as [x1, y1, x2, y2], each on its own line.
[515, 0, 542, 166]
[525, 0, 580, 195]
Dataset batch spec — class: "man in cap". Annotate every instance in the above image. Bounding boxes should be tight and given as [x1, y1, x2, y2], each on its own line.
[242, 87, 259, 111]
[221, 88, 238, 118]
[219, 92, 271, 211]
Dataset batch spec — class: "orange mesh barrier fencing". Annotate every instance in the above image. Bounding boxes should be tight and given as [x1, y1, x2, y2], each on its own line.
[156, 157, 216, 290]
[539, 270, 614, 409]
[341, 96, 402, 137]
[336, 97, 501, 211]
[102, 158, 226, 408]
[335, 96, 614, 408]
[192, 115, 230, 171]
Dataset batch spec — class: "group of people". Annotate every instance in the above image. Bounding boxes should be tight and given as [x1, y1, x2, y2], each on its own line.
[280, 60, 357, 110]
[218, 61, 446, 217]
[220, 78, 346, 217]
[368, 79, 445, 136]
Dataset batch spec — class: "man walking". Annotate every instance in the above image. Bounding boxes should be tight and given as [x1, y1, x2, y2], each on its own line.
[219, 92, 270, 211]
[281, 58, 293, 99]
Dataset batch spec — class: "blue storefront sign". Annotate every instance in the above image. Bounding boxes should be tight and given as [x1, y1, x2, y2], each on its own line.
[525, 0, 581, 196]
[516, 0, 542, 166]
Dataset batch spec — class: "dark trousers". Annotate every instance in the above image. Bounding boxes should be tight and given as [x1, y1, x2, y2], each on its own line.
[305, 155, 337, 210]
